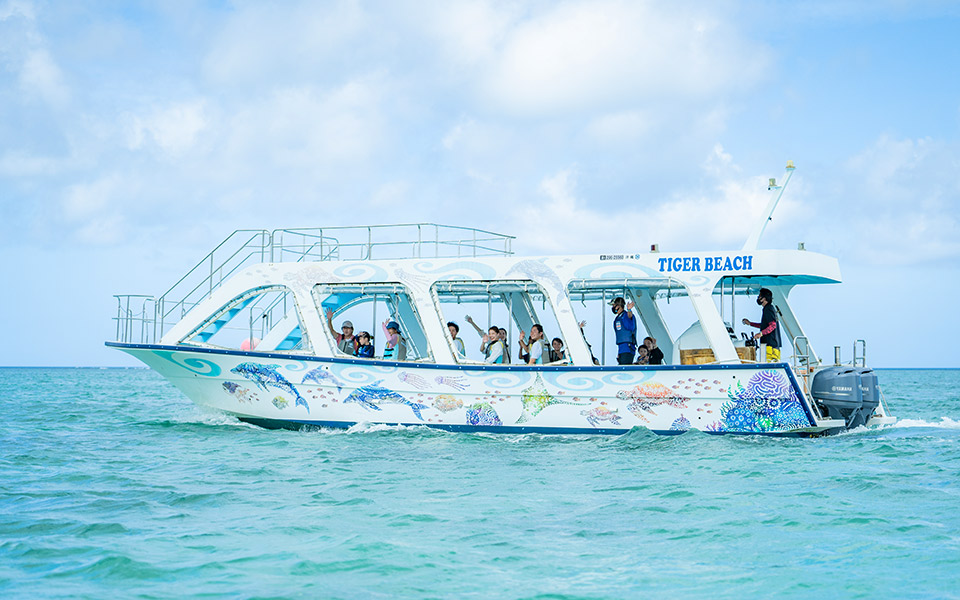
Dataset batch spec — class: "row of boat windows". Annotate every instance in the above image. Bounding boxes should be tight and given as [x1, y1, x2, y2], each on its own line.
[183, 280, 771, 365]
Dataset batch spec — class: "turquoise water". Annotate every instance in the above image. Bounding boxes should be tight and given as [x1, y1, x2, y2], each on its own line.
[1, 368, 959, 599]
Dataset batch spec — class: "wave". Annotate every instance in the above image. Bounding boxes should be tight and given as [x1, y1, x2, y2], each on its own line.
[890, 417, 960, 430]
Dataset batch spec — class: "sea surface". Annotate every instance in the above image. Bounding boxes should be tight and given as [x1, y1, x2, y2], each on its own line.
[1, 368, 959, 599]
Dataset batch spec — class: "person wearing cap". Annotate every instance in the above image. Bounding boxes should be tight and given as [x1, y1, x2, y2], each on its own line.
[325, 308, 357, 355]
[609, 296, 637, 365]
[742, 287, 781, 362]
[447, 322, 466, 358]
[382, 318, 407, 361]
[354, 331, 375, 358]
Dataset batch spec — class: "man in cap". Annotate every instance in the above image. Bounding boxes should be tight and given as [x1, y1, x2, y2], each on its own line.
[325, 308, 357, 355]
[742, 287, 781, 362]
[609, 296, 637, 365]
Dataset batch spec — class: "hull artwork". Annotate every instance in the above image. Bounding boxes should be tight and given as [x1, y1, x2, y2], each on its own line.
[115, 344, 820, 436]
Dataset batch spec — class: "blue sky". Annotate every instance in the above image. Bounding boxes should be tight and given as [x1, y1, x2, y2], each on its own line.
[1, 0, 958, 367]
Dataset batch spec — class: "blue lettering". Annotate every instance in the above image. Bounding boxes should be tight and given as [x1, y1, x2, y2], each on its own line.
[743, 255, 753, 270]
[733, 256, 742, 270]
[723, 257, 734, 271]
[658, 257, 668, 271]
[683, 257, 691, 271]
[704, 257, 713, 271]
[692, 257, 701, 271]
[672, 257, 682, 272]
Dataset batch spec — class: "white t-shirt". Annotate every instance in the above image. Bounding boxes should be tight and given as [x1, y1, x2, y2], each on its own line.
[529, 338, 543, 364]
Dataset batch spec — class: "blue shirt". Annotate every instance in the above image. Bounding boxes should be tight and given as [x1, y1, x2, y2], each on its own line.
[614, 311, 636, 354]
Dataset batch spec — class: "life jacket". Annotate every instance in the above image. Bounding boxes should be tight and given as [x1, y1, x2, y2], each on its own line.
[355, 344, 374, 358]
[453, 337, 466, 357]
[338, 336, 356, 355]
[484, 339, 505, 364]
[533, 339, 548, 364]
[384, 336, 407, 361]
[614, 312, 637, 347]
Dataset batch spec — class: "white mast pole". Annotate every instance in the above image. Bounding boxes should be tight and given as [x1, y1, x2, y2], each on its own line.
[742, 161, 796, 252]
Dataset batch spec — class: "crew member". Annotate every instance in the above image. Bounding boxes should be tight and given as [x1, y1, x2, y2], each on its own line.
[609, 296, 637, 365]
[742, 287, 781, 362]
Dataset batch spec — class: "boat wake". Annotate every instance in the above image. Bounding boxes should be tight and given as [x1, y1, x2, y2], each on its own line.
[889, 417, 960, 430]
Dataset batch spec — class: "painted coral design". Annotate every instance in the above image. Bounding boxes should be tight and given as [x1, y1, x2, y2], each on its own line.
[710, 370, 811, 433]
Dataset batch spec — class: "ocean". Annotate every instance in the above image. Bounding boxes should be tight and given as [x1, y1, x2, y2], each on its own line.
[1, 367, 958, 599]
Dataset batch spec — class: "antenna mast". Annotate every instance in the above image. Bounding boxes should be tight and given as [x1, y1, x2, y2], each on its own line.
[742, 161, 795, 251]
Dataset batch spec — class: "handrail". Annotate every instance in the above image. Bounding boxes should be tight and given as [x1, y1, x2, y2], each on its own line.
[113, 223, 514, 343]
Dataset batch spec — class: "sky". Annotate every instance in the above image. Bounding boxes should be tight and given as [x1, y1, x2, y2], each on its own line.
[1, 0, 959, 367]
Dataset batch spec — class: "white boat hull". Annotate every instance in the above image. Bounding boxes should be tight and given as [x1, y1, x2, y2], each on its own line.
[110, 343, 850, 436]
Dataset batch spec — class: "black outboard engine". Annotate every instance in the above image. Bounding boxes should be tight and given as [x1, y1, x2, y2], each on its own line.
[857, 368, 880, 423]
[811, 367, 866, 429]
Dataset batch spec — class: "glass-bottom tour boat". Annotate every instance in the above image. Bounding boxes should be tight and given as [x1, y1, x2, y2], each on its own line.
[109, 164, 895, 436]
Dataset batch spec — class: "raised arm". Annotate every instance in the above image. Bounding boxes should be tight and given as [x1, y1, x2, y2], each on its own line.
[464, 315, 484, 336]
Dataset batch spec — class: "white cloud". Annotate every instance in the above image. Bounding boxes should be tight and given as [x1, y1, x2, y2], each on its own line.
[19, 48, 68, 105]
[585, 110, 650, 144]
[63, 175, 122, 220]
[514, 149, 797, 255]
[125, 100, 209, 157]
[480, 1, 771, 114]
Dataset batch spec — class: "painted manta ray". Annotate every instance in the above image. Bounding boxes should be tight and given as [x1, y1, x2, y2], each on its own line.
[301, 366, 345, 393]
[230, 363, 309, 413]
[343, 380, 428, 421]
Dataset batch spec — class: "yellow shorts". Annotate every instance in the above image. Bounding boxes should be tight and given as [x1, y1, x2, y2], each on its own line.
[766, 346, 781, 362]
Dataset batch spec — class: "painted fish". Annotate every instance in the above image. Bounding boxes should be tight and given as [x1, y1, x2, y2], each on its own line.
[222, 381, 240, 394]
[505, 259, 566, 302]
[301, 366, 345, 393]
[466, 402, 502, 426]
[582, 406, 622, 427]
[343, 380, 428, 420]
[433, 394, 463, 412]
[517, 374, 589, 424]
[231, 363, 309, 413]
[272, 396, 289, 410]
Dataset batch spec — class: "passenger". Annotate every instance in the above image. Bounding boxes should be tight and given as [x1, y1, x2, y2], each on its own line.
[499, 328, 512, 364]
[644, 336, 665, 365]
[325, 308, 357, 355]
[482, 326, 506, 364]
[381, 319, 407, 361]
[578, 320, 599, 365]
[517, 330, 531, 364]
[354, 332, 375, 358]
[609, 297, 637, 365]
[634, 346, 650, 365]
[742, 287, 781, 362]
[447, 321, 466, 357]
[526, 324, 548, 365]
[549, 337, 566, 363]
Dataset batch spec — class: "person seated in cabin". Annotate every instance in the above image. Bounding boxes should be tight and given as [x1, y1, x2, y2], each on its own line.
[354, 332, 375, 358]
[498, 328, 512, 364]
[447, 322, 466, 358]
[482, 326, 507, 364]
[325, 308, 357, 355]
[517, 330, 531, 364]
[634, 345, 650, 365]
[548, 337, 566, 363]
[526, 324, 549, 365]
[381, 319, 407, 361]
[644, 336, 665, 365]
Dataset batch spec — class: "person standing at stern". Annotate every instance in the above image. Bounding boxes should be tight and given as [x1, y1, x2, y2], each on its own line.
[742, 287, 781, 362]
[609, 296, 637, 365]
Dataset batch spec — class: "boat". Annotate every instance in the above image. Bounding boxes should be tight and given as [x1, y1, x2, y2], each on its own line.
[108, 165, 896, 436]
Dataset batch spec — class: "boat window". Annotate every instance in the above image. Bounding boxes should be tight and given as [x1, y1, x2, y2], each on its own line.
[566, 278, 690, 366]
[311, 283, 434, 363]
[431, 280, 566, 364]
[180, 285, 312, 353]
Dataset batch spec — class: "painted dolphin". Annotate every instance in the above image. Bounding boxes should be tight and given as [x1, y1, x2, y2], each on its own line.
[301, 366, 345, 392]
[343, 379, 427, 421]
[230, 362, 309, 413]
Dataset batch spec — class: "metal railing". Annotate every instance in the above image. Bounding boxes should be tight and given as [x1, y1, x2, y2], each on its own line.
[113, 223, 514, 344]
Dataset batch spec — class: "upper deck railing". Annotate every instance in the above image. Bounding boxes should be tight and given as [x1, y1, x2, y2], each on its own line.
[113, 224, 514, 344]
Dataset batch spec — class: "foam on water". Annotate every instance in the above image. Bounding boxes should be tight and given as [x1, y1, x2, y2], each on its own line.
[1, 367, 959, 598]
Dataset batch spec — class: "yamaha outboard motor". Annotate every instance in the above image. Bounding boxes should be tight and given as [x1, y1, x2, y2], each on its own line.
[857, 368, 880, 423]
[811, 367, 865, 429]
